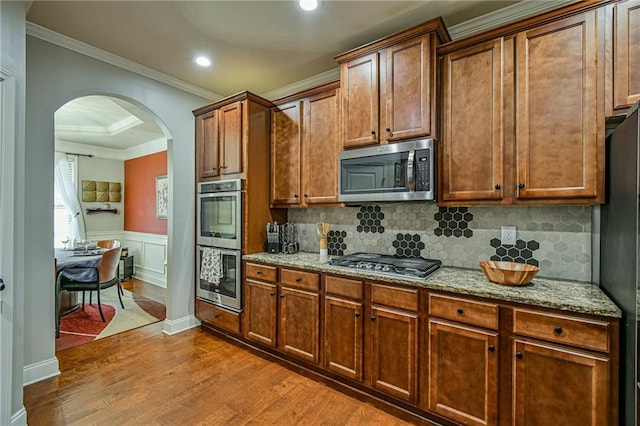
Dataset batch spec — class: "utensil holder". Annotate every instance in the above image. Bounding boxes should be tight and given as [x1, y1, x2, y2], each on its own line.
[319, 236, 328, 261]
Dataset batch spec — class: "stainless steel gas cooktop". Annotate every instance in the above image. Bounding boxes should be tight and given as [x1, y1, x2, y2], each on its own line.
[329, 252, 441, 279]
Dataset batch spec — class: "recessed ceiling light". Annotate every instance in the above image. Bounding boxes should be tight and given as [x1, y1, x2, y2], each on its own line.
[299, 0, 319, 11]
[195, 56, 211, 67]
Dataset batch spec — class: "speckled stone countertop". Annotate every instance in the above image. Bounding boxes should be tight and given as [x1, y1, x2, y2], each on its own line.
[243, 252, 621, 318]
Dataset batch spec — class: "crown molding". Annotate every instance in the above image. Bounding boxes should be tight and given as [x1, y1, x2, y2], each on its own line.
[26, 22, 223, 102]
[447, 0, 575, 40]
[261, 67, 340, 100]
[123, 137, 167, 160]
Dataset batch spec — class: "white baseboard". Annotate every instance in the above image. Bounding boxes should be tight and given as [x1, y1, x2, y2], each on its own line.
[132, 268, 166, 288]
[10, 406, 26, 426]
[23, 357, 60, 386]
[162, 315, 200, 335]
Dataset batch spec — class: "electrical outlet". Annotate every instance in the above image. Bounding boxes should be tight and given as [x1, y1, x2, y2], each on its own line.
[501, 226, 516, 245]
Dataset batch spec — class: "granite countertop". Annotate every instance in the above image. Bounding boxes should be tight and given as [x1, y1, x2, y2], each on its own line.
[243, 252, 621, 318]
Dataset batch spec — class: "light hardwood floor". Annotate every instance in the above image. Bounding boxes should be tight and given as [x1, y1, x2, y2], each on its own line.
[25, 323, 414, 425]
[121, 277, 166, 304]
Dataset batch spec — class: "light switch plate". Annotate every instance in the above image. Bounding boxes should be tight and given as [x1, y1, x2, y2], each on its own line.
[501, 226, 516, 245]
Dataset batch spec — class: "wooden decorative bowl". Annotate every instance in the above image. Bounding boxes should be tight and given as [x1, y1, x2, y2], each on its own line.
[479, 261, 539, 286]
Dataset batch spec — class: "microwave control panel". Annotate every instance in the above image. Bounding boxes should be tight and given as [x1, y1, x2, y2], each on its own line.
[415, 149, 431, 192]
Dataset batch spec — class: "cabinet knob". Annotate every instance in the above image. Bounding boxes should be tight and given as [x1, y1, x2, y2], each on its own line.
[295, 277, 302, 282]
[515, 352, 523, 359]
[370, 315, 377, 321]
[294, 194, 299, 198]
[280, 294, 285, 298]
[385, 127, 392, 136]
[214, 314, 220, 319]
[456, 308, 464, 315]
[518, 183, 525, 189]
[355, 311, 360, 317]
[495, 184, 501, 190]
[554, 326, 563, 335]
[488, 345, 496, 352]
[256, 271, 262, 275]
[371, 130, 376, 136]
[304, 193, 308, 197]
[269, 292, 275, 296]
[211, 166, 218, 170]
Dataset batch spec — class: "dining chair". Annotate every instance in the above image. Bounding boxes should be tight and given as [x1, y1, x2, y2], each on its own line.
[96, 239, 121, 249]
[55, 246, 123, 338]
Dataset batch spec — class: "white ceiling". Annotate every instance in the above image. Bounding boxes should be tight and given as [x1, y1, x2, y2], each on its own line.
[27, 0, 529, 98]
[33, 1, 568, 151]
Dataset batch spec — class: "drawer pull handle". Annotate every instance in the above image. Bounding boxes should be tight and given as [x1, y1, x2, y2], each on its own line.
[214, 314, 220, 319]
[554, 326, 563, 335]
[256, 271, 262, 275]
[515, 352, 523, 360]
[269, 292, 275, 296]
[295, 277, 302, 282]
[355, 311, 360, 317]
[456, 308, 464, 315]
[494, 184, 501, 190]
[370, 316, 377, 321]
[488, 345, 496, 353]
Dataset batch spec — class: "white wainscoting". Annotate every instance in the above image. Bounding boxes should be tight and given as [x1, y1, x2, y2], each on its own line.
[123, 231, 167, 288]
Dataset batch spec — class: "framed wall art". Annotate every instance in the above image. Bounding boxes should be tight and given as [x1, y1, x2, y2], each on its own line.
[156, 175, 168, 219]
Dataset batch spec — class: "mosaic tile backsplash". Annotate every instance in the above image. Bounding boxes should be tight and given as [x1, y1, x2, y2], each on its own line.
[288, 205, 592, 282]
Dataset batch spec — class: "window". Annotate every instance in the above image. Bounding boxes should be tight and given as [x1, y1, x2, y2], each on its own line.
[54, 155, 77, 247]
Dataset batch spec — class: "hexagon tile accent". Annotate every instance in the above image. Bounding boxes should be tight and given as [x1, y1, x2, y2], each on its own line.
[434, 207, 473, 238]
[356, 205, 385, 234]
[489, 238, 540, 266]
[393, 233, 426, 258]
[327, 230, 347, 256]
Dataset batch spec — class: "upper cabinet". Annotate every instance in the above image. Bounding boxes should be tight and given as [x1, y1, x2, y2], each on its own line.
[439, 7, 605, 205]
[335, 18, 450, 149]
[194, 92, 273, 183]
[611, 0, 640, 114]
[271, 81, 342, 208]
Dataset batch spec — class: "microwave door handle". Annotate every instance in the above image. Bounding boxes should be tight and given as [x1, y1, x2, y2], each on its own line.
[407, 151, 415, 192]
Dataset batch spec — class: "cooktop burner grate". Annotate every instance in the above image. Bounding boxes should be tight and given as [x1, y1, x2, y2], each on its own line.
[329, 252, 441, 279]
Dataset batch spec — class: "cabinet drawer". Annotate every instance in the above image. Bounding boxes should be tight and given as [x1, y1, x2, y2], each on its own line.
[325, 275, 363, 300]
[513, 309, 610, 353]
[371, 284, 419, 312]
[429, 294, 499, 330]
[246, 263, 277, 282]
[281, 268, 320, 291]
[195, 299, 240, 335]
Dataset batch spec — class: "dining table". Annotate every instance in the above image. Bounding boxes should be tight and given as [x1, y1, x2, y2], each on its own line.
[55, 247, 105, 315]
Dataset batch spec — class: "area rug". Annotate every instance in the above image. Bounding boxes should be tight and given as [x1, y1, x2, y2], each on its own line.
[56, 288, 165, 352]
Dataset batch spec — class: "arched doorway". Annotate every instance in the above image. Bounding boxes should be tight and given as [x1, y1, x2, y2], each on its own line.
[54, 94, 172, 350]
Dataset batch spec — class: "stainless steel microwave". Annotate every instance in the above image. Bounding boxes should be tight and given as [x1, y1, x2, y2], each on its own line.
[338, 138, 436, 203]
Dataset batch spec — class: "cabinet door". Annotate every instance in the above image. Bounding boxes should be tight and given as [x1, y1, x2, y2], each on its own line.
[279, 286, 319, 364]
[323, 295, 363, 381]
[341, 52, 379, 148]
[515, 11, 603, 201]
[196, 110, 219, 180]
[441, 38, 505, 202]
[271, 101, 302, 206]
[614, 0, 640, 110]
[370, 305, 418, 403]
[428, 319, 499, 426]
[218, 101, 243, 176]
[244, 279, 277, 347]
[513, 339, 610, 426]
[302, 89, 341, 205]
[382, 34, 432, 143]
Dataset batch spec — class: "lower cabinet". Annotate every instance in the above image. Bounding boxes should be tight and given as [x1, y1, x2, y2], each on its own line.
[323, 295, 364, 381]
[244, 279, 277, 347]
[279, 285, 319, 363]
[428, 319, 499, 426]
[370, 305, 419, 403]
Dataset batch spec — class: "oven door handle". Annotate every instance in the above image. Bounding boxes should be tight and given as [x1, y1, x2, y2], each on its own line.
[407, 151, 415, 192]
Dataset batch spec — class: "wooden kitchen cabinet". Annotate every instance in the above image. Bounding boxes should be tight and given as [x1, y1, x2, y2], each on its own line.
[428, 320, 499, 426]
[438, 9, 605, 205]
[335, 18, 449, 148]
[512, 339, 610, 426]
[244, 279, 277, 347]
[612, 0, 640, 113]
[323, 275, 364, 382]
[278, 285, 320, 364]
[271, 81, 341, 208]
[196, 110, 219, 180]
[440, 38, 506, 202]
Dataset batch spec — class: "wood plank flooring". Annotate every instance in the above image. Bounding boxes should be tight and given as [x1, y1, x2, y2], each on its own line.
[25, 323, 413, 425]
[121, 278, 166, 304]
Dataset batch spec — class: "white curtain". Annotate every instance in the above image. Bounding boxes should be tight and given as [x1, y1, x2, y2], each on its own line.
[54, 152, 86, 242]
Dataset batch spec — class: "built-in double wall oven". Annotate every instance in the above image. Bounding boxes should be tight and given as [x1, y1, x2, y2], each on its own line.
[196, 179, 243, 312]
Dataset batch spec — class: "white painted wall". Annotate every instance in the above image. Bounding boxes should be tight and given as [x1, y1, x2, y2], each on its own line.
[25, 35, 209, 382]
[77, 156, 124, 233]
[1, 1, 27, 424]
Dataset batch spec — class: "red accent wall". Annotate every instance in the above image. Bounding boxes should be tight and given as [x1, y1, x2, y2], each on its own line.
[124, 151, 168, 235]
